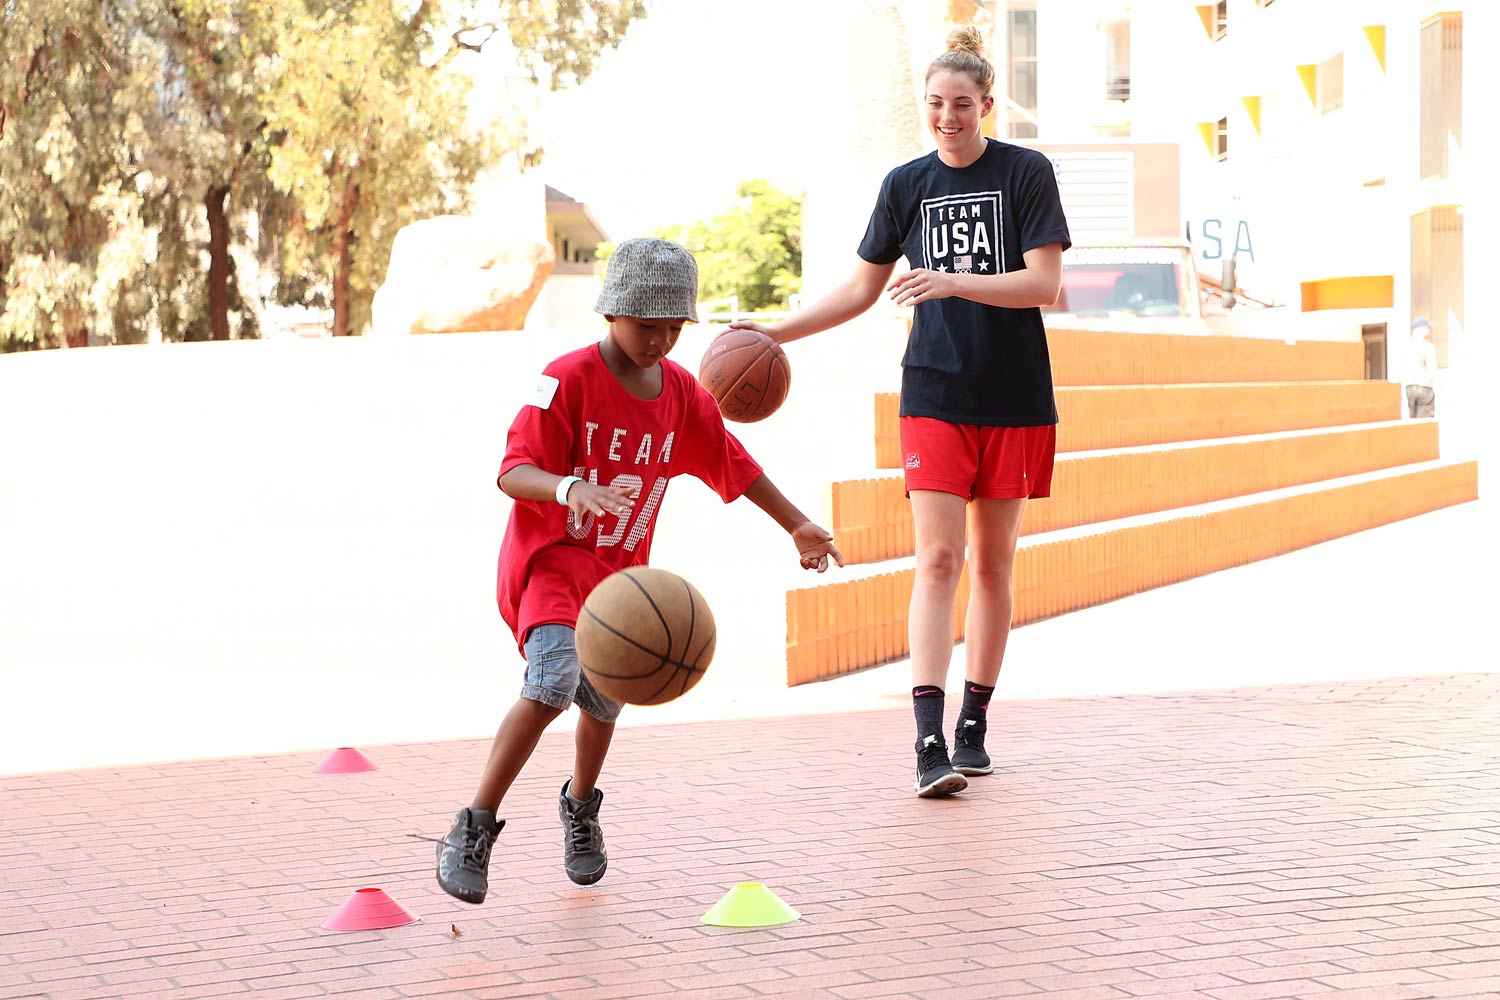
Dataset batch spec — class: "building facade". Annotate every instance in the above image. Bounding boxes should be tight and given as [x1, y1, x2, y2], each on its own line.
[991, 0, 1491, 384]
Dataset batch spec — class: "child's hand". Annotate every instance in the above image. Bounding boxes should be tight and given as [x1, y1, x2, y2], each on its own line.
[569, 481, 635, 518]
[792, 522, 844, 573]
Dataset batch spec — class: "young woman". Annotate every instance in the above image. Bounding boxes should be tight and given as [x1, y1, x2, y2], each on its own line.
[730, 26, 1069, 797]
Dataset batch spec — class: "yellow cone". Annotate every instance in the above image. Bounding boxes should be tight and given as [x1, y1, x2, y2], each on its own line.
[699, 882, 800, 927]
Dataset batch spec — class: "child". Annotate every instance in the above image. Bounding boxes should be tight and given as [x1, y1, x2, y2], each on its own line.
[436, 236, 843, 903]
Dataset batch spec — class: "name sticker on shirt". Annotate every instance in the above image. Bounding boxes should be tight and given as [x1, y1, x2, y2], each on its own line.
[528, 374, 559, 409]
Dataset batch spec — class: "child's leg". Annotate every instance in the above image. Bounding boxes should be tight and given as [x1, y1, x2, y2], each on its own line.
[962, 497, 1027, 687]
[558, 671, 621, 886]
[469, 622, 587, 809]
[569, 709, 616, 800]
[471, 697, 563, 811]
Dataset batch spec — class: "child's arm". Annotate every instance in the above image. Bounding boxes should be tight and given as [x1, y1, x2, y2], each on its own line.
[741, 474, 844, 573]
[499, 463, 635, 518]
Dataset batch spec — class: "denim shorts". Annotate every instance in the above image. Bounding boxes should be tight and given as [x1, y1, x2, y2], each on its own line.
[521, 623, 624, 723]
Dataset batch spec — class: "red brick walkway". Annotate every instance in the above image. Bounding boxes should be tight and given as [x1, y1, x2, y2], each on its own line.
[5, 672, 1500, 1000]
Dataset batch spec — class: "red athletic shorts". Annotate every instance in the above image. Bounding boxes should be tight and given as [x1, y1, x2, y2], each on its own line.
[899, 417, 1056, 500]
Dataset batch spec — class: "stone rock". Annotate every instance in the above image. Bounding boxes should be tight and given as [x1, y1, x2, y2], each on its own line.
[372, 215, 555, 335]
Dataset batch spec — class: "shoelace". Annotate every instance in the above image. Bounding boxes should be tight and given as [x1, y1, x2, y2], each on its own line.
[956, 723, 986, 749]
[457, 826, 493, 872]
[566, 813, 598, 853]
[916, 740, 951, 771]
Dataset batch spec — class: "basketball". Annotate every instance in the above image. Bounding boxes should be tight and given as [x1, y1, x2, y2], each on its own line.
[575, 567, 717, 706]
[697, 329, 791, 423]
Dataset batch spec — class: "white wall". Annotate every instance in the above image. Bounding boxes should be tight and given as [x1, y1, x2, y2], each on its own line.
[0, 317, 903, 773]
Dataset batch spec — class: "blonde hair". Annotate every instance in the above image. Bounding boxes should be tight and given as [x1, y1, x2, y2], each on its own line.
[926, 25, 995, 96]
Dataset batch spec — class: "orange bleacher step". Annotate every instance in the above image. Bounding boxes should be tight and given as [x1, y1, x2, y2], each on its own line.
[1046, 327, 1365, 386]
[875, 381, 1402, 468]
[842, 420, 1439, 565]
[786, 459, 1479, 685]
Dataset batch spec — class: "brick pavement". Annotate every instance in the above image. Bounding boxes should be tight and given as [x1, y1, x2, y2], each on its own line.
[4, 672, 1500, 999]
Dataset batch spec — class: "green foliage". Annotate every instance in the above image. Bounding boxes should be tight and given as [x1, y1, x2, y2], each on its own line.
[0, 5, 161, 349]
[0, 0, 647, 348]
[636, 180, 802, 314]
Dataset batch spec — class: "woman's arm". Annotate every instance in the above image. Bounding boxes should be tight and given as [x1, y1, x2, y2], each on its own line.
[729, 258, 896, 345]
[886, 242, 1064, 310]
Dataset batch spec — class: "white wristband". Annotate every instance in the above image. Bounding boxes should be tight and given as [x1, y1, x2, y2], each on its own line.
[555, 475, 582, 506]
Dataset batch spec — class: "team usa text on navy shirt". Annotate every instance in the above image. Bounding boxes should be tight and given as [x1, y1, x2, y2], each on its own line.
[858, 138, 1071, 427]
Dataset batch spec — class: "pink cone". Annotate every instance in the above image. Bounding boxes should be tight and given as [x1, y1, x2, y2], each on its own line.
[314, 747, 376, 774]
[321, 888, 419, 931]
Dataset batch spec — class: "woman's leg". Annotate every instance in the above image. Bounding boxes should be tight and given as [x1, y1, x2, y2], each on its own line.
[963, 497, 1028, 688]
[907, 488, 972, 795]
[908, 489, 970, 689]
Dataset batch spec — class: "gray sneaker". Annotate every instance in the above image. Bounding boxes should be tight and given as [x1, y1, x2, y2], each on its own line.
[951, 718, 993, 776]
[558, 781, 608, 886]
[435, 807, 503, 904]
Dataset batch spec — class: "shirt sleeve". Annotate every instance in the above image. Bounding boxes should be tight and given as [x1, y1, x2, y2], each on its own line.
[1015, 151, 1072, 255]
[857, 170, 906, 265]
[671, 381, 764, 502]
[498, 363, 576, 491]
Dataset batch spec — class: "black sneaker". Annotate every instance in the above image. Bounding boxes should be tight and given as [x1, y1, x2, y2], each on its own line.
[914, 735, 968, 797]
[558, 781, 608, 886]
[952, 717, 993, 776]
[435, 807, 502, 904]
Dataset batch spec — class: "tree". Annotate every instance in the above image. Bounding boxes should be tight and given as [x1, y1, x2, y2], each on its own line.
[0, 4, 162, 349]
[647, 180, 802, 313]
[256, 0, 647, 337]
[0, 0, 648, 348]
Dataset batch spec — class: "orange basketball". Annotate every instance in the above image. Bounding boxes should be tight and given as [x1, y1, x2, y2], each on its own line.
[575, 567, 716, 706]
[697, 329, 791, 423]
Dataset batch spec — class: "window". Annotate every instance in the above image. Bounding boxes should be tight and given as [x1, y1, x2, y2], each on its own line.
[1104, 18, 1130, 101]
[1419, 13, 1463, 180]
[1316, 53, 1343, 114]
[1214, 117, 1228, 161]
[1008, 2, 1039, 138]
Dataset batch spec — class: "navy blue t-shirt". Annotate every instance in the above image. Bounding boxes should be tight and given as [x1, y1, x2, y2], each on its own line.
[857, 139, 1071, 426]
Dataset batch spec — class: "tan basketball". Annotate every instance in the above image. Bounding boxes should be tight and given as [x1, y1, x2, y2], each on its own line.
[576, 567, 717, 706]
[697, 328, 791, 423]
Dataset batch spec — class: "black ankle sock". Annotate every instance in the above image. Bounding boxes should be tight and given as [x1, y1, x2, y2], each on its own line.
[958, 680, 995, 725]
[912, 685, 945, 742]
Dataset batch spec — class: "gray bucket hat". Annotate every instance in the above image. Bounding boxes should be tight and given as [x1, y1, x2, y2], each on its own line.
[594, 237, 700, 322]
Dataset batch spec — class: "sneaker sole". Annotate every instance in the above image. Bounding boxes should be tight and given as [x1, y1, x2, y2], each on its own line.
[953, 763, 993, 776]
[436, 873, 486, 905]
[566, 862, 607, 886]
[914, 771, 969, 797]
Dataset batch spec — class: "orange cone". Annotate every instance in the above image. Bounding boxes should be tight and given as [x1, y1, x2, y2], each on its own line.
[321, 888, 418, 931]
[315, 747, 376, 774]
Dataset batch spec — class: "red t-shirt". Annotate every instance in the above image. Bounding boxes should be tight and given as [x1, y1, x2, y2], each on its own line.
[495, 343, 763, 654]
